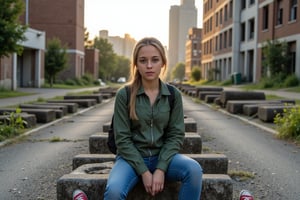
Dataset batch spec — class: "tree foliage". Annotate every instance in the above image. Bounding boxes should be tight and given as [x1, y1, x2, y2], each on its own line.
[114, 56, 130, 81]
[262, 39, 291, 77]
[0, 0, 27, 57]
[93, 37, 117, 81]
[171, 62, 185, 81]
[45, 38, 68, 87]
[191, 67, 201, 81]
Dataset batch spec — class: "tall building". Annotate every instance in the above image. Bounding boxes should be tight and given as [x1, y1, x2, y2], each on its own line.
[27, 0, 85, 80]
[185, 27, 202, 79]
[168, 0, 198, 71]
[202, 0, 300, 83]
[99, 30, 136, 60]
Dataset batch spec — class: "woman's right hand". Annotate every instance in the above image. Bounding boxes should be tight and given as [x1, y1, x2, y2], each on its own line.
[141, 171, 153, 195]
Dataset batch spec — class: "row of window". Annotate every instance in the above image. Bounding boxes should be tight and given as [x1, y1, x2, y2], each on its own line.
[262, 0, 297, 30]
[203, 1, 233, 35]
[202, 28, 233, 55]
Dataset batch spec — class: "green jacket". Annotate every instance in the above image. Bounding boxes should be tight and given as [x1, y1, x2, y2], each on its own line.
[113, 81, 185, 175]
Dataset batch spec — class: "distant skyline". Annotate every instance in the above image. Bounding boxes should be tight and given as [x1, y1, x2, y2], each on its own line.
[84, 0, 203, 47]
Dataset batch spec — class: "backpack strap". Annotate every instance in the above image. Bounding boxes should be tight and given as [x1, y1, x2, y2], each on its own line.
[166, 84, 175, 110]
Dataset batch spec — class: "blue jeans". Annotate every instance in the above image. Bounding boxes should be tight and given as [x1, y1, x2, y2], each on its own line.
[104, 154, 202, 200]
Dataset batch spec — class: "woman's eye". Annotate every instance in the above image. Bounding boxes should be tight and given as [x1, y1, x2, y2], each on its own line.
[139, 59, 146, 63]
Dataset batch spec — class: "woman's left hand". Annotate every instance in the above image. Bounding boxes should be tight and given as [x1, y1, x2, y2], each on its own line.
[151, 169, 165, 196]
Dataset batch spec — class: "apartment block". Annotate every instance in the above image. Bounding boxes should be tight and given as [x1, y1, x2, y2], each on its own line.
[202, 0, 300, 83]
[185, 27, 202, 79]
[257, 0, 300, 80]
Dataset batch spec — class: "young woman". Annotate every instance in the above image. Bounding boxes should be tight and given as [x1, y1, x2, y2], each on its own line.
[104, 37, 203, 200]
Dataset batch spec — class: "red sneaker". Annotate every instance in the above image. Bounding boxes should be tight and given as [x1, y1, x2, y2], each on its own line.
[73, 189, 88, 200]
[239, 189, 254, 200]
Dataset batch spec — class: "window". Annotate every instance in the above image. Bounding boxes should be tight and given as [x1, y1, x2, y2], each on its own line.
[229, 29, 232, 47]
[290, 0, 298, 21]
[229, 1, 233, 18]
[241, 23, 245, 42]
[241, 0, 246, 9]
[249, 0, 255, 6]
[224, 5, 228, 21]
[276, 0, 283, 25]
[263, 5, 269, 30]
[216, 12, 219, 27]
[249, 18, 255, 40]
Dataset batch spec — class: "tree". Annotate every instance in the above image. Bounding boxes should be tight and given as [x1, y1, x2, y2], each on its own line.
[171, 63, 185, 81]
[93, 37, 117, 81]
[113, 56, 130, 81]
[262, 39, 291, 77]
[84, 28, 93, 48]
[45, 38, 68, 87]
[191, 67, 201, 81]
[0, 0, 27, 58]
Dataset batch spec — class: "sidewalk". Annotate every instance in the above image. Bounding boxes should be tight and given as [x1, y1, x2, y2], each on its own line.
[0, 87, 101, 108]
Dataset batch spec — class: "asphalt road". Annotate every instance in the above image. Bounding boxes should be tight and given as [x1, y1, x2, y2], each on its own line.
[0, 94, 299, 199]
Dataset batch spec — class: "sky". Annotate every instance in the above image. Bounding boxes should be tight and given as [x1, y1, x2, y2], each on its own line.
[84, 0, 203, 47]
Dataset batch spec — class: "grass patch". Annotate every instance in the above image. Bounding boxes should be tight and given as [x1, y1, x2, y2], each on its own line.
[0, 88, 34, 99]
[228, 170, 255, 181]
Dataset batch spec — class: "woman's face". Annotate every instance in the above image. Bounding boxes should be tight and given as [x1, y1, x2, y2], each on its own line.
[136, 45, 164, 82]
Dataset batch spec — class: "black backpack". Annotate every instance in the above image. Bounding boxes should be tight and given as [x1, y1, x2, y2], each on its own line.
[107, 84, 176, 154]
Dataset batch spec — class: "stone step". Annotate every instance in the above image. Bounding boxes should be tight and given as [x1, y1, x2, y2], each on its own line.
[205, 94, 220, 103]
[102, 116, 197, 133]
[19, 103, 68, 116]
[72, 153, 228, 174]
[34, 102, 78, 113]
[57, 162, 232, 200]
[220, 90, 266, 108]
[47, 99, 96, 108]
[226, 99, 295, 114]
[64, 94, 103, 104]
[0, 108, 56, 123]
[0, 112, 37, 128]
[198, 91, 222, 100]
[89, 132, 202, 154]
[258, 105, 297, 122]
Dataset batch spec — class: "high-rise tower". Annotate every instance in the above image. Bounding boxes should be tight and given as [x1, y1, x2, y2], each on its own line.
[168, 0, 197, 75]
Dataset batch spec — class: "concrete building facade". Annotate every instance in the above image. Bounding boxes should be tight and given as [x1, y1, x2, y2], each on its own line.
[168, 0, 198, 72]
[185, 27, 202, 79]
[26, 0, 85, 80]
[202, 0, 300, 83]
[99, 30, 136, 60]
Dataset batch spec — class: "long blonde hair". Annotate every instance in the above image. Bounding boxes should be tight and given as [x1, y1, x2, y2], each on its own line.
[127, 37, 167, 120]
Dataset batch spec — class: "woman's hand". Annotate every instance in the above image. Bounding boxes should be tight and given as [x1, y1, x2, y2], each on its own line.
[151, 169, 165, 196]
[141, 171, 153, 194]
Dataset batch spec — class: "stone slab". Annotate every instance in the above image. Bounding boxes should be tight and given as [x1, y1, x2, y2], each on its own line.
[72, 153, 228, 174]
[19, 104, 68, 115]
[205, 95, 220, 103]
[34, 102, 78, 113]
[102, 117, 197, 133]
[64, 94, 103, 104]
[57, 163, 232, 200]
[48, 99, 96, 108]
[0, 112, 37, 128]
[0, 108, 56, 123]
[89, 132, 202, 154]
[258, 105, 296, 122]
[198, 91, 222, 100]
[220, 91, 266, 108]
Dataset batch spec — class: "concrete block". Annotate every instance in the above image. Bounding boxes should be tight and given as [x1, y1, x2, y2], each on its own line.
[220, 91, 266, 108]
[72, 153, 228, 174]
[103, 117, 197, 133]
[258, 105, 296, 122]
[89, 132, 202, 154]
[0, 112, 37, 128]
[0, 108, 56, 123]
[19, 104, 68, 115]
[34, 102, 78, 113]
[64, 94, 103, 104]
[48, 99, 96, 108]
[57, 163, 232, 200]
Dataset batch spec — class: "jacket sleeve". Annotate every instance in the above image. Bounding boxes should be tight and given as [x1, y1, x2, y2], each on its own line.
[113, 87, 149, 175]
[156, 87, 185, 171]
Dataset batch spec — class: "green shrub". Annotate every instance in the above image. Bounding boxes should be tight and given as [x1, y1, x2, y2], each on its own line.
[274, 106, 300, 140]
[65, 79, 76, 85]
[0, 108, 26, 141]
[283, 74, 299, 87]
